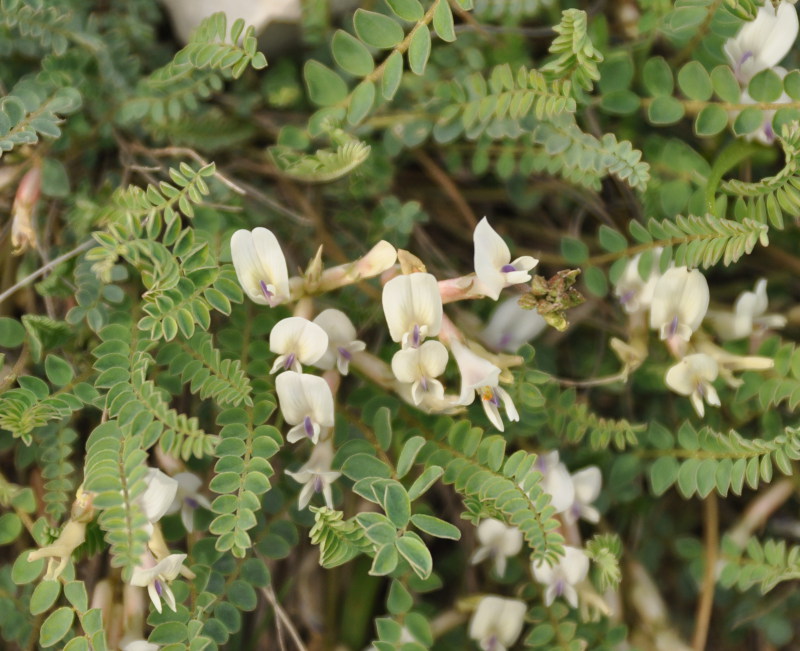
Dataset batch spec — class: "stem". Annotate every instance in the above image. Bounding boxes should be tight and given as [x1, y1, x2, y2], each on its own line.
[692, 493, 719, 651]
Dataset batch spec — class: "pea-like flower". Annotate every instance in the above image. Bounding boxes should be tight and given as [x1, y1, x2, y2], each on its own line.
[469, 595, 527, 651]
[275, 371, 335, 444]
[531, 546, 590, 608]
[613, 251, 662, 314]
[139, 468, 179, 524]
[313, 309, 366, 375]
[451, 340, 518, 431]
[382, 272, 443, 348]
[269, 317, 329, 374]
[129, 552, 187, 614]
[482, 298, 547, 352]
[474, 218, 538, 301]
[563, 466, 602, 525]
[724, 0, 798, 83]
[471, 518, 523, 577]
[665, 353, 721, 418]
[708, 278, 786, 340]
[391, 340, 449, 406]
[28, 520, 87, 581]
[165, 472, 211, 533]
[649, 267, 709, 342]
[230, 227, 290, 307]
[286, 440, 341, 510]
[533, 451, 575, 514]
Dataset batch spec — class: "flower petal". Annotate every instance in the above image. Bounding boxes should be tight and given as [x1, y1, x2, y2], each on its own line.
[474, 217, 510, 300]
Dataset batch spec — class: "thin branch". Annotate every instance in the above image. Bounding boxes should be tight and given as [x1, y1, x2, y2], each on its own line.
[692, 493, 719, 651]
[0, 239, 94, 306]
[261, 585, 307, 651]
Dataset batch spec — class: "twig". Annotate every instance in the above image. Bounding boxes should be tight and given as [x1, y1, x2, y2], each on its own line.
[0, 239, 94, 306]
[413, 149, 478, 230]
[692, 493, 719, 651]
[261, 585, 307, 651]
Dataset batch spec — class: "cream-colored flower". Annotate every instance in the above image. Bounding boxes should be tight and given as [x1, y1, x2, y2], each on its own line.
[275, 371, 335, 444]
[382, 273, 443, 348]
[708, 278, 786, 340]
[469, 596, 527, 651]
[451, 340, 518, 431]
[474, 218, 538, 300]
[230, 227, 290, 307]
[531, 546, 590, 608]
[391, 340, 448, 406]
[613, 251, 662, 314]
[27, 520, 87, 581]
[269, 317, 329, 374]
[563, 466, 602, 525]
[724, 0, 798, 83]
[139, 469, 179, 524]
[471, 518, 523, 577]
[129, 552, 187, 614]
[665, 353, 721, 417]
[533, 451, 575, 514]
[285, 440, 341, 509]
[649, 267, 709, 342]
[313, 309, 366, 375]
[482, 298, 547, 352]
[164, 472, 212, 533]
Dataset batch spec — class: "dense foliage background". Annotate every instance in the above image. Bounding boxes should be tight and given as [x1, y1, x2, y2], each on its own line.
[1, 0, 800, 649]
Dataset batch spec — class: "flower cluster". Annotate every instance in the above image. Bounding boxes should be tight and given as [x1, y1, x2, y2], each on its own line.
[614, 258, 781, 417]
[724, 0, 799, 144]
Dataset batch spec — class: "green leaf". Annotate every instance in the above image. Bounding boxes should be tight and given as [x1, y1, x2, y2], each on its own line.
[784, 69, 800, 99]
[600, 90, 640, 115]
[45, 354, 74, 386]
[13, 550, 44, 584]
[676, 458, 700, 498]
[40, 607, 75, 647]
[649, 456, 679, 496]
[408, 25, 431, 75]
[695, 105, 728, 136]
[41, 158, 70, 198]
[64, 581, 88, 612]
[387, 579, 413, 614]
[370, 543, 399, 576]
[397, 436, 426, 478]
[31, 580, 61, 615]
[386, 0, 424, 21]
[395, 533, 433, 579]
[374, 407, 393, 451]
[678, 61, 712, 101]
[598, 53, 634, 93]
[748, 69, 783, 103]
[0, 513, 22, 544]
[432, 0, 456, 42]
[648, 96, 685, 125]
[408, 466, 443, 501]
[711, 65, 741, 103]
[353, 10, 405, 49]
[304, 61, 348, 106]
[411, 514, 461, 540]
[643, 57, 674, 96]
[560, 236, 588, 264]
[0, 317, 25, 348]
[583, 266, 608, 297]
[347, 80, 376, 125]
[332, 30, 375, 77]
[150, 622, 189, 644]
[383, 482, 411, 529]
[598, 225, 627, 253]
[381, 51, 404, 100]
[341, 453, 392, 481]
[732, 107, 764, 136]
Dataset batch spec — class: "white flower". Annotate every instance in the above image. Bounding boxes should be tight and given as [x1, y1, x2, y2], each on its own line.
[130, 552, 187, 614]
[275, 371, 335, 444]
[708, 278, 786, 340]
[382, 273, 443, 348]
[471, 518, 523, 577]
[482, 298, 547, 352]
[230, 227, 290, 307]
[649, 267, 709, 342]
[164, 473, 212, 533]
[121, 640, 160, 651]
[534, 451, 575, 514]
[451, 340, 518, 431]
[614, 251, 662, 314]
[563, 466, 602, 525]
[474, 217, 538, 300]
[391, 340, 448, 406]
[285, 440, 341, 509]
[313, 309, 366, 375]
[724, 0, 798, 83]
[665, 353, 721, 418]
[532, 546, 590, 608]
[27, 520, 87, 581]
[469, 596, 527, 651]
[139, 469, 179, 524]
[269, 317, 329, 374]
